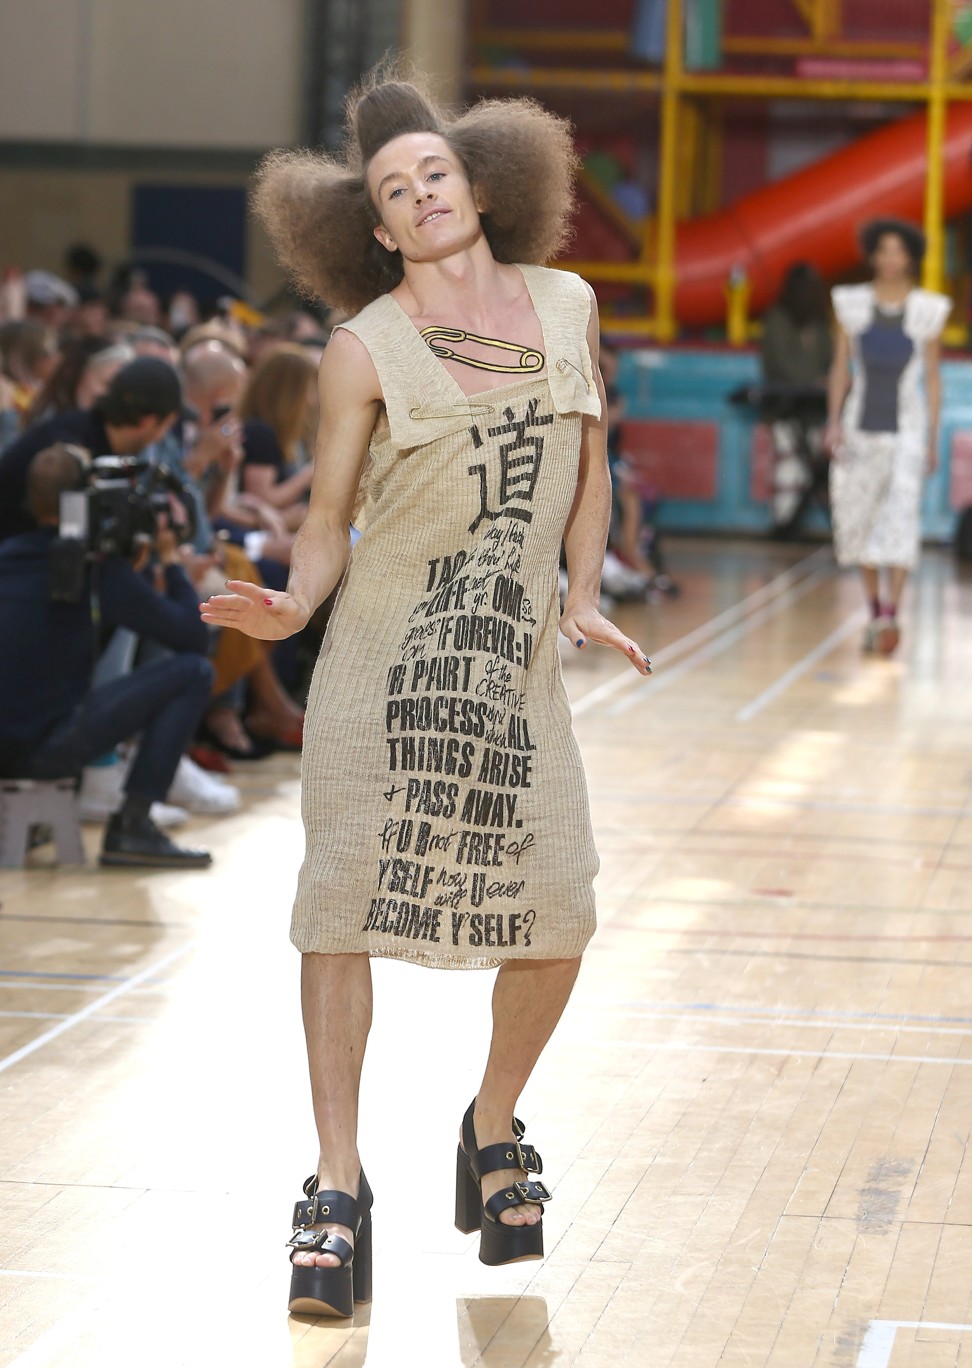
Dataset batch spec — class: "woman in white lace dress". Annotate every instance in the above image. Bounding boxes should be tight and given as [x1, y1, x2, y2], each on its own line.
[825, 219, 949, 654]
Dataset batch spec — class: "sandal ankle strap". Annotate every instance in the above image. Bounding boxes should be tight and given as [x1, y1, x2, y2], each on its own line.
[292, 1188, 359, 1232]
[461, 1101, 542, 1179]
[470, 1138, 543, 1181]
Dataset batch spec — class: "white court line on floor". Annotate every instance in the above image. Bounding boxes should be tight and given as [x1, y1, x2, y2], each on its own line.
[735, 608, 869, 722]
[0, 980, 171, 995]
[608, 567, 830, 717]
[589, 790, 969, 818]
[571, 545, 830, 717]
[0, 1010, 152, 1024]
[856, 1320, 972, 1368]
[581, 1005, 972, 1038]
[0, 1269, 100, 1283]
[0, 944, 192, 1077]
[0, 1011, 70, 1020]
[572, 1036, 972, 1066]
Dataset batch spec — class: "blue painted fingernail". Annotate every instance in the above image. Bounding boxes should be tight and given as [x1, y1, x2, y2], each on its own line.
[576, 638, 584, 647]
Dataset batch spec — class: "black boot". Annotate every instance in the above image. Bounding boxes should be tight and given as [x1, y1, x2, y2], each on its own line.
[100, 803, 212, 869]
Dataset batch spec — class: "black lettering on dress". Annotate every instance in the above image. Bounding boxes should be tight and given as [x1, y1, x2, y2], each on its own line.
[467, 398, 553, 535]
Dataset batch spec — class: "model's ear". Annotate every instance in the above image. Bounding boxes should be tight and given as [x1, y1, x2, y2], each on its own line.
[373, 224, 398, 254]
[472, 183, 487, 215]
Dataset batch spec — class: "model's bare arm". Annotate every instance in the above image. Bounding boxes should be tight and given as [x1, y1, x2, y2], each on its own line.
[925, 336, 942, 473]
[559, 292, 650, 676]
[200, 331, 380, 639]
[825, 326, 852, 455]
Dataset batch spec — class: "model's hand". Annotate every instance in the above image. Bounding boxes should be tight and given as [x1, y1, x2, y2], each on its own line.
[200, 579, 309, 640]
[823, 421, 843, 460]
[560, 601, 651, 675]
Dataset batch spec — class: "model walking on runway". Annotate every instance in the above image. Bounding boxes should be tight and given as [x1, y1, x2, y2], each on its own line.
[826, 218, 949, 655]
[201, 70, 650, 1318]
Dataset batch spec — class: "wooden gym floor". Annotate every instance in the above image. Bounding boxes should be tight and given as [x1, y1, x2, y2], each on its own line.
[1, 537, 970, 1368]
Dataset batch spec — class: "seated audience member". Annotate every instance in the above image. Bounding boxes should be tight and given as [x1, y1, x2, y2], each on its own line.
[131, 325, 180, 366]
[247, 318, 290, 367]
[25, 338, 135, 425]
[0, 445, 213, 868]
[0, 373, 20, 453]
[117, 279, 163, 328]
[0, 356, 181, 541]
[237, 344, 318, 529]
[167, 290, 200, 338]
[0, 319, 60, 433]
[281, 309, 326, 342]
[179, 342, 306, 760]
[23, 270, 78, 333]
[64, 243, 103, 293]
[192, 345, 297, 564]
[180, 343, 252, 535]
[178, 320, 248, 363]
[599, 342, 673, 597]
[72, 286, 112, 340]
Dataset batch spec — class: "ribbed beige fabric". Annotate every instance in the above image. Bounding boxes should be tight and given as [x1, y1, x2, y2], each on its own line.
[291, 265, 601, 968]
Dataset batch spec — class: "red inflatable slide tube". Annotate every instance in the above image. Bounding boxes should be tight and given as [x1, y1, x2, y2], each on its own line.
[674, 105, 972, 327]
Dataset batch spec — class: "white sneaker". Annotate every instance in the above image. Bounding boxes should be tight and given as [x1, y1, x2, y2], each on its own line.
[79, 762, 187, 827]
[149, 801, 190, 828]
[78, 763, 125, 822]
[601, 550, 649, 598]
[168, 755, 242, 815]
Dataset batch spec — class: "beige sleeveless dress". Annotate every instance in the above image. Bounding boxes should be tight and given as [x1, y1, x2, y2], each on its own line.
[291, 265, 601, 969]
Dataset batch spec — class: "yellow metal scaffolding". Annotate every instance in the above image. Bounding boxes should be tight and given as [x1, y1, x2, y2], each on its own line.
[472, 0, 963, 338]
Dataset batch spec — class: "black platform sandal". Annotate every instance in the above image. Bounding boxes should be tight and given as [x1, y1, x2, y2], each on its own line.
[455, 1100, 552, 1265]
[286, 1171, 374, 1318]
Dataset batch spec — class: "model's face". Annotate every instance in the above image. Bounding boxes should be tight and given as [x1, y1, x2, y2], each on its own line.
[872, 233, 913, 284]
[367, 132, 483, 264]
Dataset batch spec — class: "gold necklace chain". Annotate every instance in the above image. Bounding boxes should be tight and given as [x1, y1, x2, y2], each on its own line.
[420, 326, 544, 374]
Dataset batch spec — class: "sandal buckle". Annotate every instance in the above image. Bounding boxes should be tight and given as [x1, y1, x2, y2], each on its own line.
[292, 1195, 332, 1228]
[515, 1140, 541, 1174]
[515, 1179, 551, 1203]
[286, 1228, 321, 1250]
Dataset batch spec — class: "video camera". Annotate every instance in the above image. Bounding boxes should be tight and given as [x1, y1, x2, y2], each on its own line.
[51, 455, 197, 603]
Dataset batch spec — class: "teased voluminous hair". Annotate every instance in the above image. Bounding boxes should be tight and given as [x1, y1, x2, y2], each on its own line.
[252, 68, 579, 316]
[859, 217, 926, 271]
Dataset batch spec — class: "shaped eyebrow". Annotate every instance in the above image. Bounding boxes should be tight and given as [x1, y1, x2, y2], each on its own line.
[376, 154, 451, 197]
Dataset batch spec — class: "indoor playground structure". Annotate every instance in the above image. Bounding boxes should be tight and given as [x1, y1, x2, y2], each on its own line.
[471, 0, 972, 343]
[470, 0, 972, 537]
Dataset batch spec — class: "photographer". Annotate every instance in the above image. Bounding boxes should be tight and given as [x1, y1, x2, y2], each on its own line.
[0, 444, 214, 869]
[0, 356, 181, 542]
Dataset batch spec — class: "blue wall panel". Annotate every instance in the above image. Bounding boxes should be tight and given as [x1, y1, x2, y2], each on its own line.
[616, 346, 972, 540]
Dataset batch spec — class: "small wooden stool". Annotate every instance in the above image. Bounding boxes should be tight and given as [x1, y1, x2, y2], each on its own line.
[0, 778, 85, 868]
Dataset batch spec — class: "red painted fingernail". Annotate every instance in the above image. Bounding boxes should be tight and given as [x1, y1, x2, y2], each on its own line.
[264, 597, 274, 606]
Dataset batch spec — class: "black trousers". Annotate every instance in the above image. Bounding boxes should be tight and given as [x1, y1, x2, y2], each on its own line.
[18, 654, 213, 803]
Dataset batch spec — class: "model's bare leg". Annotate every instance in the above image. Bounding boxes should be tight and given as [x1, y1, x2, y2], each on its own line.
[886, 565, 908, 613]
[860, 564, 880, 610]
[467, 956, 581, 1226]
[292, 951, 373, 1269]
